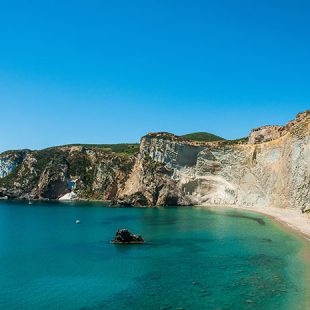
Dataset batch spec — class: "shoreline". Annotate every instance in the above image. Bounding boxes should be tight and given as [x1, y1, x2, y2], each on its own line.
[201, 204, 310, 241]
[206, 204, 310, 309]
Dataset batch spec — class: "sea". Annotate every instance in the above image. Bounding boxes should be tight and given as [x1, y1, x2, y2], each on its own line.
[0, 201, 309, 309]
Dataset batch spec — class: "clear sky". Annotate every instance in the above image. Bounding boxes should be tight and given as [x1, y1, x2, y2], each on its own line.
[0, 0, 309, 151]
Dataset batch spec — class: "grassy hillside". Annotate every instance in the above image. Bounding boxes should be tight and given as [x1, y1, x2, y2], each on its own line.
[182, 132, 224, 142]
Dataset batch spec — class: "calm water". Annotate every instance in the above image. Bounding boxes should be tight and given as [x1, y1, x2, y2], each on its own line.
[0, 201, 309, 310]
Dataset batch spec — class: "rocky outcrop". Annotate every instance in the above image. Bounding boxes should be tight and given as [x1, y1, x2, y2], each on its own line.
[116, 110, 310, 210]
[249, 126, 282, 144]
[115, 152, 191, 206]
[249, 110, 310, 144]
[0, 150, 27, 178]
[0, 110, 309, 212]
[111, 229, 144, 244]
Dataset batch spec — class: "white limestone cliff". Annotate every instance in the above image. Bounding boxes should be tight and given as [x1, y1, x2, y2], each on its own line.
[118, 111, 310, 211]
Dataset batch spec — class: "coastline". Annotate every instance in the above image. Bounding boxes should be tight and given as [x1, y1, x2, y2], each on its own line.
[201, 204, 310, 241]
[202, 204, 310, 308]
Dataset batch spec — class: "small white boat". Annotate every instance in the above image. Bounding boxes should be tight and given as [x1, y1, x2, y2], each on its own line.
[75, 220, 81, 224]
[28, 200, 32, 205]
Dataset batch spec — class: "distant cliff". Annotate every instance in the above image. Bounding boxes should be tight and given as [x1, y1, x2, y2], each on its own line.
[1, 110, 309, 213]
[0, 146, 135, 201]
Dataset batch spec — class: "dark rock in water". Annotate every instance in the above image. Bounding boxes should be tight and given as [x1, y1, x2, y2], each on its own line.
[111, 229, 144, 244]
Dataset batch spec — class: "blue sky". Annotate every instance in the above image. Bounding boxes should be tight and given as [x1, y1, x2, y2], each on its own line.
[0, 0, 309, 151]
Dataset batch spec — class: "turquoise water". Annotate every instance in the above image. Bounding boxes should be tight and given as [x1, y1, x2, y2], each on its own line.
[0, 201, 309, 310]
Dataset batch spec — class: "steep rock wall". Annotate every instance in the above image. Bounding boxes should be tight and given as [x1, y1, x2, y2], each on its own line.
[117, 111, 310, 210]
[0, 146, 135, 201]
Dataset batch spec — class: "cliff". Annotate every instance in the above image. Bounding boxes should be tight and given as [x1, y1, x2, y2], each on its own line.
[0, 145, 135, 201]
[116, 110, 310, 211]
[0, 111, 309, 212]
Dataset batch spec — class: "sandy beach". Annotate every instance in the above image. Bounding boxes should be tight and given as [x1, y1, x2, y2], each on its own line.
[203, 205, 310, 241]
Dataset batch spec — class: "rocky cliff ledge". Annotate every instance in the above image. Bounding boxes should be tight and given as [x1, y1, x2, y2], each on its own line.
[0, 110, 309, 212]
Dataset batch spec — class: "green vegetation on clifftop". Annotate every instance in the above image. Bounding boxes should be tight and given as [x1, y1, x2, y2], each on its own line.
[182, 132, 224, 142]
[59, 143, 139, 155]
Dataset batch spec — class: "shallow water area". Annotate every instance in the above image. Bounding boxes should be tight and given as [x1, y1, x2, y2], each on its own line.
[0, 201, 309, 309]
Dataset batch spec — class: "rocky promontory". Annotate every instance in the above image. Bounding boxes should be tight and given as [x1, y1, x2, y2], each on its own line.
[116, 110, 310, 211]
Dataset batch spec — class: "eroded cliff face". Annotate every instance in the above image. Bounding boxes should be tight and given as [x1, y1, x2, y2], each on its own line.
[116, 111, 310, 211]
[0, 146, 135, 201]
[0, 151, 27, 178]
[0, 110, 309, 211]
